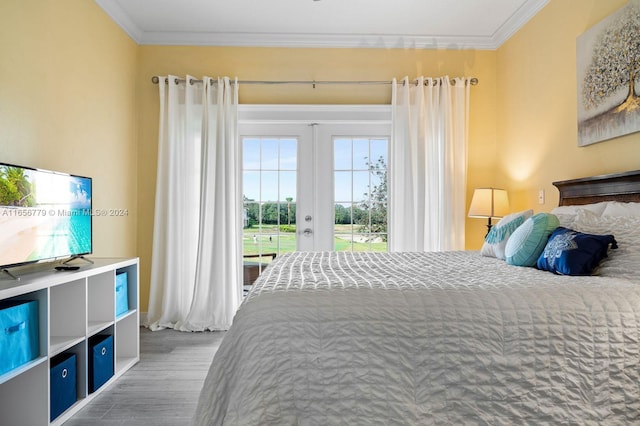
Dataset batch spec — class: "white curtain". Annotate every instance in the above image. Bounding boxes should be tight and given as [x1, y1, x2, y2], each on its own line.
[147, 75, 242, 332]
[389, 76, 470, 252]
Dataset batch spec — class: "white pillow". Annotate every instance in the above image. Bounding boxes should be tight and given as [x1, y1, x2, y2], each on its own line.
[550, 203, 608, 230]
[480, 209, 533, 260]
[601, 201, 640, 217]
[550, 201, 609, 216]
[571, 209, 640, 281]
[554, 213, 577, 228]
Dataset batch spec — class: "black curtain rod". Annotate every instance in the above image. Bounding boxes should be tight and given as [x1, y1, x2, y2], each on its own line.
[150, 76, 478, 87]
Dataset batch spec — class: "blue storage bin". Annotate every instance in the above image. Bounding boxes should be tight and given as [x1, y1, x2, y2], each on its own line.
[0, 299, 39, 376]
[50, 352, 77, 421]
[115, 272, 129, 317]
[89, 334, 113, 393]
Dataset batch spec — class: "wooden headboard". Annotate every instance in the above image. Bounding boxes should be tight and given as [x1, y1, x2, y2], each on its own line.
[553, 170, 640, 206]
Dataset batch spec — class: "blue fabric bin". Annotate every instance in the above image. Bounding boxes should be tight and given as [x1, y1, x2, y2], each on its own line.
[89, 334, 114, 393]
[50, 352, 77, 421]
[115, 272, 129, 317]
[0, 299, 39, 376]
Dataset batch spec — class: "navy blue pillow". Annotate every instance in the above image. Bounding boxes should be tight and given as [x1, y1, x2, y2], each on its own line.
[537, 227, 617, 276]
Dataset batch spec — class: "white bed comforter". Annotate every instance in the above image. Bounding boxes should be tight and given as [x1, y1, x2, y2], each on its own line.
[193, 251, 640, 425]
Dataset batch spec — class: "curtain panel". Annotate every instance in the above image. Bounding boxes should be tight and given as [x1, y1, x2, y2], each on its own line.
[389, 76, 471, 252]
[147, 75, 242, 332]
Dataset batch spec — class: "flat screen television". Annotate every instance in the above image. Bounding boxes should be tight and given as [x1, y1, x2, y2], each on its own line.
[0, 162, 92, 269]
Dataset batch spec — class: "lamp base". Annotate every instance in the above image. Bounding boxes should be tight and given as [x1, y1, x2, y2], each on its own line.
[485, 217, 493, 237]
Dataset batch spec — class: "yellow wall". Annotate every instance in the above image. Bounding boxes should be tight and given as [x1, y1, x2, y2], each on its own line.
[0, 0, 139, 259]
[496, 0, 640, 212]
[136, 47, 498, 308]
[16, 1, 632, 312]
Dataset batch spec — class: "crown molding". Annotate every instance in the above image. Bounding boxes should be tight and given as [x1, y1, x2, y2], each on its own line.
[96, 0, 549, 50]
[490, 0, 549, 47]
[140, 32, 499, 50]
[94, 0, 143, 43]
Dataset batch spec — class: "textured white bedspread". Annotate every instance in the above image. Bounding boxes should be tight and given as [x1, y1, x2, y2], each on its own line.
[193, 251, 640, 425]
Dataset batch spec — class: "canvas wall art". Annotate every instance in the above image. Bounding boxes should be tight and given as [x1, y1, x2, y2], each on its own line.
[577, 0, 640, 146]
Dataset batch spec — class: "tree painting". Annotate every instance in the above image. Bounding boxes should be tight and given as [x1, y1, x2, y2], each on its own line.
[577, 0, 640, 146]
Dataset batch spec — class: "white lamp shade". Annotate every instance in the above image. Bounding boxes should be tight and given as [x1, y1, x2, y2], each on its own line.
[468, 188, 509, 219]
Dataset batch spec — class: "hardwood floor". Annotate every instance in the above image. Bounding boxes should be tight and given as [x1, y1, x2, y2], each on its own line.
[63, 328, 225, 426]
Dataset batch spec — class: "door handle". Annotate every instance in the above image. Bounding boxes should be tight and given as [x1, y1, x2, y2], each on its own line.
[303, 228, 313, 236]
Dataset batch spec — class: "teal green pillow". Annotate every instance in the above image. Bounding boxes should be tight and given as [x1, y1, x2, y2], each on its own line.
[505, 213, 560, 267]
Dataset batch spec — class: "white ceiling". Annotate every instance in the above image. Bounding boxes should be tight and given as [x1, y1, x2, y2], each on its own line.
[94, 0, 549, 50]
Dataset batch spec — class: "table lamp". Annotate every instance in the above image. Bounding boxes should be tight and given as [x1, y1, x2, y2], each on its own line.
[468, 188, 509, 236]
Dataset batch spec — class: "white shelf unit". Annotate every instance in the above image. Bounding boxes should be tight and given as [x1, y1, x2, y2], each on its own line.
[0, 258, 139, 426]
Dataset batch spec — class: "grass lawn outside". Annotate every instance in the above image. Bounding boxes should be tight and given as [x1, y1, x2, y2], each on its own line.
[243, 224, 387, 258]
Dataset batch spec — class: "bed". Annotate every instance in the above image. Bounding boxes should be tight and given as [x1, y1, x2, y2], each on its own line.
[194, 170, 640, 425]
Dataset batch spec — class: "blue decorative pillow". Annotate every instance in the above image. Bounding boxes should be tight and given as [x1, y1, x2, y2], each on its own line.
[537, 227, 617, 275]
[505, 213, 560, 267]
[480, 209, 533, 260]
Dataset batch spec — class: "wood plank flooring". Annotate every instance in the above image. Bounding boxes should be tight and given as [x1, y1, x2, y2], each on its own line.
[63, 328, 225, 426]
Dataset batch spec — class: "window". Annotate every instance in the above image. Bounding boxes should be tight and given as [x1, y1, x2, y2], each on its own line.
[239, 105, 391, 255]
[334, 137, 388, 252]
[243, 137, 297, 265]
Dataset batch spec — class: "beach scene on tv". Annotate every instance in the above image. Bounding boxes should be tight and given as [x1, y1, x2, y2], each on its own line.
[0, 165, 92, 268]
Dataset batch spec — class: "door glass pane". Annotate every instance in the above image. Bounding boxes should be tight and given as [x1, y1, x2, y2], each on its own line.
[334, 171, 352, 203]
[279, 171, 296, 212]
[371, 170, 385, 192]
[243, 202, 259, 254]
[333, 137, 388, 253]
[334, 203, 353, 252]
[243, 171, 260, 202]
[352, 171, 369, 203]
[243, 139, 260, 169]
[353, 138, 370, 170]
[261, 171, 279, 202]
[352, 234, 369, 251]
[280, 203, 297, 251]
[374, 234, 388, 252]
[242, 137, 298, 287]
[280, 139, 297, 170]
[261, 138, 279, 169]
[334, 138, 352, 170]
[370, 139, 388, 164]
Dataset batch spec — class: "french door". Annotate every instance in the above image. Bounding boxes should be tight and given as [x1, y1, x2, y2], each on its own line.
[239, 106, 391, 264]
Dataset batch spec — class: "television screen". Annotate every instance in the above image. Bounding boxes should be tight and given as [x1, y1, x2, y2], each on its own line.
[0, 163, 92, 268]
